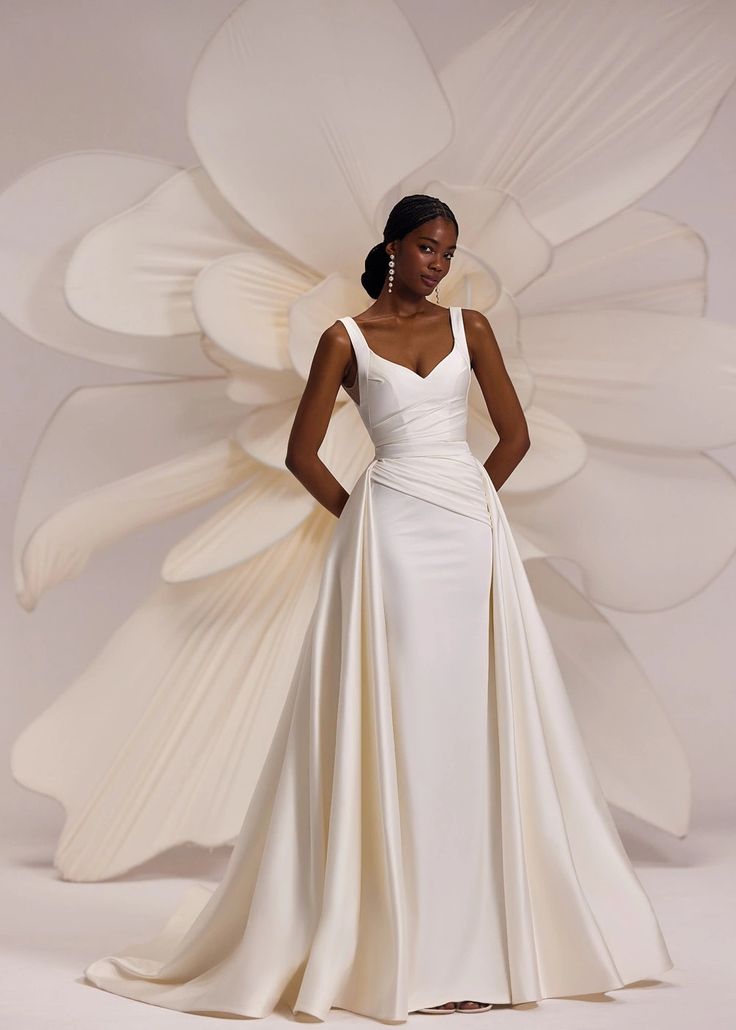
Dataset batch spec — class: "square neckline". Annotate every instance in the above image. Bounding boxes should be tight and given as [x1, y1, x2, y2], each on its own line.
[346, 307, 457, 382]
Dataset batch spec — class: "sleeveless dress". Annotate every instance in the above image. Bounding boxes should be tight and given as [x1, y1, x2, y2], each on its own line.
[83, 306, 672, 1021]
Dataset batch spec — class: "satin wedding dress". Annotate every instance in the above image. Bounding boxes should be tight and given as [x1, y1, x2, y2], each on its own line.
[84, 306, 672, 1021]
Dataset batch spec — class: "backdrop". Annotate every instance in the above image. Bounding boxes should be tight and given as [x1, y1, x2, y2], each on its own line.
[1, 0, 735, 869]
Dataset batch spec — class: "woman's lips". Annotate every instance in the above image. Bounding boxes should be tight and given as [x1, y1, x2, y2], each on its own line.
[421, 275, 438, 286]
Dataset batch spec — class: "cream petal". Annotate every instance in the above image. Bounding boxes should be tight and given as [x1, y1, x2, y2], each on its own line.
[198, 337, 305, 407]
[225, 365, 304, 408]
[410, 0, 736, 244]
[200, 335, 249, 375]
[0, 152, 213, 375]
[18, 439, 254, 612]
[288, 273, 367, 382]
[65, 166, 270, 336]
[428, 249, 501, 311]
[161, 467, 316, 582]
[504, 444, 736, 612]
[467, 290, 535, 413]
[11, 507, 337, 881]
[517, 208, 706, 317]
[468, 404, 586, 494]
[315, 402, 377, 491]
[235, 398, 299, 471]
[14, 379, 245, 609]
[185, 399, 373, 585]
[521, 310, 736, 449]
[528, 559, 690, 836]
[377, 182, 552, 297]
[236, 395, 369, 477]
[187, 0, 452, 276]
[193, 248, 321, 371]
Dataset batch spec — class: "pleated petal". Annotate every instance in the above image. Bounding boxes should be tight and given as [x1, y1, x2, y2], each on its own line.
[504, 444, 736, 611]
[11, 508, 337, 882]
[161, 467, 316, 582]
[192, 248, 319, 371]
[517, 208, 707, 316]
[468, 404, 586, 494]
[14, 379, 245, 609]
[65, 166, 268, 336]
[288, 273, 368, 382]
[236, 391, 369, 474]
[199, 335, 306, 406]
[378, 182, 552, 297]
[163, 403, 376, 607]
[529, 560, 690, 835]
[187, 0, 452, 276]
[0, 152, 213, 375]
[468, 290, 536, 411]
[17, 439, 254, 612]
[225, 364, 305, 407]
[406, 0, 736, 244]
[428, 249, 501, 312]
[521, 310, 736, 449]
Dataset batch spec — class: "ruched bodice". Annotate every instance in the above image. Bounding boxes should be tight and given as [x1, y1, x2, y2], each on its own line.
[340, 305, 470, 452]
[339, 307, 493, 525]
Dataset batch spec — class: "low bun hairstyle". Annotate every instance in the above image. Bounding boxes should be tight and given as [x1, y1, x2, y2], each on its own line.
[361, 194, 459, 299]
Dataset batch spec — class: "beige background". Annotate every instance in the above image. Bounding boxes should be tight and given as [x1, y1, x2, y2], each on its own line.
[1, 0, 735, 846]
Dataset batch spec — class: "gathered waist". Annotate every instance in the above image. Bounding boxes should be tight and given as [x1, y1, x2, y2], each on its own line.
[373, 439, 472, 460]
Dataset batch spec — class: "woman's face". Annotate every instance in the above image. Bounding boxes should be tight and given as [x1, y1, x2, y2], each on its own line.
[389, 217, 457, 296]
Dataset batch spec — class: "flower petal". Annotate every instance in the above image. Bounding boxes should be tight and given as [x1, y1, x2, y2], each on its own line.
[0, 152, 213, 375]
[163, 397, 376, 589]
[65, 166, 267, 336]
[504, 444, 736, 611]
[430, 249, 501, 311]
[379, 182, 552, 297]
[11, 507, 337, 881]
[521, 310, 736, 449]
[187, 0, 452, 275]
[14, 379, 246, 609]
[415, 0, 736, 244]
[192, 248, 319, 371]
[18, 440, 254, 612]
[237, 395, 371, 479]
[528, 559, 690, 836]
[200, 334, 303, 406]
[467, 290, 535, 411]
[161, 467, 316, 582]
[517, 208, 706, 316]
[288, 273, 368, 382]
[468, 404, 586, 493]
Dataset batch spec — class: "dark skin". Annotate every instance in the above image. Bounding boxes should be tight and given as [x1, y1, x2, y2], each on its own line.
[285, 216, 530, 520]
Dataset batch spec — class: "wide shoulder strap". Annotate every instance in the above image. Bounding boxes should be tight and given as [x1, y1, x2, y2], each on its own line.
[450, 306, 471, 369]
[337, 316, 368, 404]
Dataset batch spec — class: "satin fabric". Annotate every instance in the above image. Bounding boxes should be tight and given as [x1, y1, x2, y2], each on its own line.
[84, 306, 672, 1020]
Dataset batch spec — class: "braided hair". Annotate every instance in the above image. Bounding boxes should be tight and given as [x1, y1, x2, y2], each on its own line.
[361, 194, 459, 299]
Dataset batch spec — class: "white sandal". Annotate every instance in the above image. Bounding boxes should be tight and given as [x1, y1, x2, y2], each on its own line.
[455, 1001, 494, 1013]
[412, 1002, 457, 1014]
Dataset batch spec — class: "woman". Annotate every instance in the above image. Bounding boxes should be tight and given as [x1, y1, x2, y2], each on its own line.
[83, 195, 673, 1021]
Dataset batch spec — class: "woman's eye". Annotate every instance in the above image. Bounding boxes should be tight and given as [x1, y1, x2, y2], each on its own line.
[420, 245, 454, 259]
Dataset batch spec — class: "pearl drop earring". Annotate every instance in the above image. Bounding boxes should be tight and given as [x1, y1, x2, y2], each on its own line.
[388, 254, 395, 293]
[435, 285, 440, 303]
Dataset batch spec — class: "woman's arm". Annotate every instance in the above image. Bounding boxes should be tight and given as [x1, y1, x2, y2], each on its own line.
[464, 309, 530, 491]
[285, 321, 354, 518]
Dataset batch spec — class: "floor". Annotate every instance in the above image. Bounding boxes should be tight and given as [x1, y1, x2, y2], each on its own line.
[2, 818, 734, 1029]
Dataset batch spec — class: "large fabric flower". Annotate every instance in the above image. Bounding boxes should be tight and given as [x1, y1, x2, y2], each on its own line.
[4, 0, 736, 881]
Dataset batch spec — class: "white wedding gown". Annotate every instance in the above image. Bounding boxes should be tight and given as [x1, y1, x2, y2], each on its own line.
[83, 306, 672, 1020]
